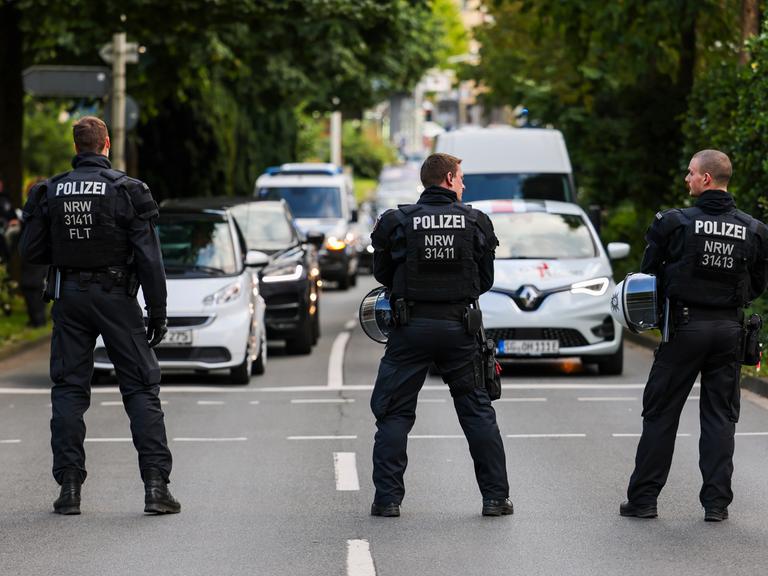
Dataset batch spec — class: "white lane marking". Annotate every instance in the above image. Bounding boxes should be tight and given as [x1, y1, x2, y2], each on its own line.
[736, 432, 768, 436]
[0, 383, 700, 394]
[85, 438, 132, 443]
[333, 452, 360, 491]
[687, 396, 700, 400]
[173, 437, 247, 442]
[328, 331, 351, 389]
[409, 435, 465, 439]
[100, 400, 168, 406]
[496, 397, 547, 403]
[507, 433, 586, 438]
[287, 435, 357, 440]
[197, 400, 225, 405]
[291, 398, 356, 404]
[0, 439, 21, 444]
[249, 400, 260, 405]
[612, 433, 691, 438]
[344, 319, 357, 330]
[347, 539, 376, 576]
[577, 397, 637, 402]
[418, 398, 447, 403]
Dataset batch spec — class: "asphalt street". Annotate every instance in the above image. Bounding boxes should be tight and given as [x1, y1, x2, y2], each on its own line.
[2, 275, 768, 576]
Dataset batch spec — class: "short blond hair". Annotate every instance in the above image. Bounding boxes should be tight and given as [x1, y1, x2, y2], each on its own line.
[692, 149, 732, 187]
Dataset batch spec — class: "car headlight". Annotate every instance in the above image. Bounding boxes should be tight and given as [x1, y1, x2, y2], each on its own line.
[325, 236, 346, 251]
[262, 264, 304, 283]
[203, 281, 242, 306]
[570, 277, 609, 296]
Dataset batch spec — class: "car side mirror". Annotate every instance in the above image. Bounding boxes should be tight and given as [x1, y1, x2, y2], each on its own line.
[245, 250, 270, 267]
[607, 242, 630, 260]
[306, 231, 325, 249]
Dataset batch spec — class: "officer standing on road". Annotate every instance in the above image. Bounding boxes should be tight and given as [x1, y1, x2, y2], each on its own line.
[369, 152, 512, 517]
[18, 116, 180, 515]
[620, 149, 768, 522]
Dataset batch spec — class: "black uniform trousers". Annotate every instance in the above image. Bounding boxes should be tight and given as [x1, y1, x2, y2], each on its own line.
[370, 317, 509, 505]
[627, 311, 742, 509]
[50, 280, 172, 485]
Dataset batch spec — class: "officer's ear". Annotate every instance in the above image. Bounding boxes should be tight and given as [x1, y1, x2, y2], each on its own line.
[102, 136, 111, 157]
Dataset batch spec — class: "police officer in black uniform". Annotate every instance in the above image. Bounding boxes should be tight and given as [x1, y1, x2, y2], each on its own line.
[369, 152, 512, 517]
[620, 149, 768, 522]
[19, 116, 180, 515]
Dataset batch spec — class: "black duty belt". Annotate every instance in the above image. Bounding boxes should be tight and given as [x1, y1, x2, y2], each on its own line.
[408, 301, 469, 322]
[674, 304, 742, 322]
[60, 268, 132, 287]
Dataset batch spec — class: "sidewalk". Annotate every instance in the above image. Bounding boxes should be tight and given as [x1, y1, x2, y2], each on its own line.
[624, 329, 768, 398]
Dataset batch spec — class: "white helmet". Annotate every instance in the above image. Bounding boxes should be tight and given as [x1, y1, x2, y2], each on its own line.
[610, 273, 660, 333]
[359, 286, 394, 343]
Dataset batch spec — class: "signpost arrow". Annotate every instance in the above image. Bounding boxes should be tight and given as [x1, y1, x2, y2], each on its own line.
[22, 66, 111, 98]
[99, 42, 140, 64]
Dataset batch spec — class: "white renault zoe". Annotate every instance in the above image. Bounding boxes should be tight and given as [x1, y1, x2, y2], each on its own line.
[473, 200, 629, 374]
[93, 207, 267, 384]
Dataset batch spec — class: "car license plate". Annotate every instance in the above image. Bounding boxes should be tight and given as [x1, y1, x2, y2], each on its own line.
[160, 330, 193, 347]
[498, 340, 559, 356]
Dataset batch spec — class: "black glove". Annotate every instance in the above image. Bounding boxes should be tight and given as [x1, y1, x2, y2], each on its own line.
[146, 316, 167, 348]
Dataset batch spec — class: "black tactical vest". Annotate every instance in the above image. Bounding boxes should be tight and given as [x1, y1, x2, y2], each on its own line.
[47, 168, 132, 269]
[395, 202, 479, 302]
[664, 206, 758, 307]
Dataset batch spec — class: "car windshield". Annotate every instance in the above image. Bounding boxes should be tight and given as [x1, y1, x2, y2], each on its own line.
[157, 217, 238, 277]
[229, 204, 296, 252]
[489, 212, 596, 259]
[463, 173, 573, 203]
[258, 186, 342, 219]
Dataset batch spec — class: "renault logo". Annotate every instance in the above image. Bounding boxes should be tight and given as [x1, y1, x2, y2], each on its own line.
[513, 285, 542, 311]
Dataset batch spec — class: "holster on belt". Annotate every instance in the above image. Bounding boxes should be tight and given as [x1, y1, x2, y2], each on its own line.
[392, 299, 410, 327]
[741, 313, 763, 366]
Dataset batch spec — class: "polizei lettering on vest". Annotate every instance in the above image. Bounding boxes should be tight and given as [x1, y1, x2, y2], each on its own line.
[413, 214, 466, 230]
[694, 219, 746, 240]
[55, 181, 106, 196]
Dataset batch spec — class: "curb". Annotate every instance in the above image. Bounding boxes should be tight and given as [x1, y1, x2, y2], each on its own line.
[0, 332, 51, 363]
[623, 329, 768, 399]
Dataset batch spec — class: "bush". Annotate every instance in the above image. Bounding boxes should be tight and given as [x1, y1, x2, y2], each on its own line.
[342, 121, 396, 180]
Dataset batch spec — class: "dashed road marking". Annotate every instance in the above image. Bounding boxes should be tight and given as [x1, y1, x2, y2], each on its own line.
[347, 539, 376, 576]
[344, 319, 357, 330]
[0, 439, 21, 444]
[736, 432, 768, 436]
[100, 400, 168, 406]
[577, 397, 637, 402]
[173, 437, 247, 442]
[333, 452, 360, 491]
[249, 400, 260, 405]
[612, 433, 692, 438]
[292, 398, 356, 404]
[507, 433, 586, 438]
[197, 400, 225, 406]
[288, 435, 357, 441]
[328, 332, 351, 389]
[496, 397, 547, 402]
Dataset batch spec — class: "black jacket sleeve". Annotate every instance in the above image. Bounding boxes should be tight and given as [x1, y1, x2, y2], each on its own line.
[120, 180, 167, 318]
[371, 210, 400, 289]
[474, 211, 498, 295]
[18, 182, 52, 265]
[640, 211, 679, 275]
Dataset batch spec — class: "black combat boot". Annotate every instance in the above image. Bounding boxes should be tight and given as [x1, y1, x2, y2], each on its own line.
[704, 507, 728, 522]
[53, 470, 82, 515]
[482, 498, 514, 516]
[619, 500, 658, 519]
[143, 469, 181, 515]
[370, 502, 400, 517]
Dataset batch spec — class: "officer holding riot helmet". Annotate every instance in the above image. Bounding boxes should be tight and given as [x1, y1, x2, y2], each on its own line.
[620, 149, 768, 522]
[368, 152, 512, 517]
[19, 116, 180, 515]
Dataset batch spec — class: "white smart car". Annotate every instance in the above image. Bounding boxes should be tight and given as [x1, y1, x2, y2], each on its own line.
[474, 200, 629, 374]
[93, 206, 267, 384]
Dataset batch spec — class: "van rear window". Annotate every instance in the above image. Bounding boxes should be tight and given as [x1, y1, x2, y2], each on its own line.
[462, 173, 573, 203]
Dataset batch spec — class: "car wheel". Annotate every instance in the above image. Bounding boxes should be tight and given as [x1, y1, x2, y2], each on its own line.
[91, 369, 110, 385]
[311, 306, 320, 345]
[252, 326, 267, 375]
[595, 342, 624, 375]
[230, 346, 253, 385]
[286, 318, 312, 355]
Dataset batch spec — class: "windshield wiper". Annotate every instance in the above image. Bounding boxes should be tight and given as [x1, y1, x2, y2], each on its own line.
[165, 264, 228, 275]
